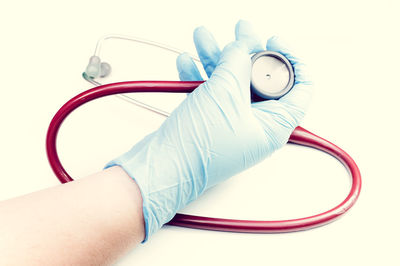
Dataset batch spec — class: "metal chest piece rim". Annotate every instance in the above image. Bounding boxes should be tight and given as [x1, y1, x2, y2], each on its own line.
[250, 51, 295, 100]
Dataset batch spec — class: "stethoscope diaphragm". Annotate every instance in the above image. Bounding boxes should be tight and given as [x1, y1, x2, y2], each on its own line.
[250, 51, 294, 100]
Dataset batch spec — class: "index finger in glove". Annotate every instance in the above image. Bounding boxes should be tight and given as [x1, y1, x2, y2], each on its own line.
[207, 20, 263, 103]
[193, 26, 221, 78]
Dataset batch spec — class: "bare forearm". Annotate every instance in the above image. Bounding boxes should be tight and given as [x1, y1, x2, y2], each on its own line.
[0, 166, 144, 266]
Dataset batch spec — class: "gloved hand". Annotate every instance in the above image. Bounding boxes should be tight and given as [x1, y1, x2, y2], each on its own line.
[106, 20, 312, 242]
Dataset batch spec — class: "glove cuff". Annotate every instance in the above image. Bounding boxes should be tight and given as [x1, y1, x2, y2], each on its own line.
[105, 132, 207, 242]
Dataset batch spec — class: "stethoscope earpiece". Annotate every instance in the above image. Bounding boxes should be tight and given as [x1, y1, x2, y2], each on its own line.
[85, 56, 111, 78]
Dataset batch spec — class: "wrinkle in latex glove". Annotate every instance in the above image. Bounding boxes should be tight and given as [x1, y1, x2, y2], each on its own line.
[106, 20, 313, 242]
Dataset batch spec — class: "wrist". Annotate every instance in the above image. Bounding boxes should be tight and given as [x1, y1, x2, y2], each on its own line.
[105, 132, 205, 241]
[94, 166, 146, 243]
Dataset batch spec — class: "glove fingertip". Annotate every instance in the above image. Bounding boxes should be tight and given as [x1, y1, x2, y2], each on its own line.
[193, 26, 215, 47]
[176, 53, 202, 81]
[235, 20, 263, 54]
[193, 26, 207, 36]
[235, 19, 253, 37]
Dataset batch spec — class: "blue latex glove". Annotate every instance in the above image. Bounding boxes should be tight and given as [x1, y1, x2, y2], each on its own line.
[106, 20, 312, 242]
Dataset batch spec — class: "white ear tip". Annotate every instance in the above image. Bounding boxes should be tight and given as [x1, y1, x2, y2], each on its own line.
[86, 65, 99, 78]
[85, 56, 101, 78]
[100, 62, 111, 78]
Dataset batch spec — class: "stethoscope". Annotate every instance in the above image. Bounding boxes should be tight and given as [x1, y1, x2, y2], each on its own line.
[46, 35, 361, 233]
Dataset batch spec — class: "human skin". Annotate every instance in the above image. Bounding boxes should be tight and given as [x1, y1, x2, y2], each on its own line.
[0, 166, 145, 266]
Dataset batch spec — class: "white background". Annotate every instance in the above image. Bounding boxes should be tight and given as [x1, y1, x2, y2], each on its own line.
[1, 0, 399, 265]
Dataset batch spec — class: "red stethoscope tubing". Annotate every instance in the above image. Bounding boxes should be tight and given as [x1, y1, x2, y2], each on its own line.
[46, 80, 361, 233]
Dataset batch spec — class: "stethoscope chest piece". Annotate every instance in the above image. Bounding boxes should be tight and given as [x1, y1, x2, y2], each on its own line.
[250, 51, 295, 100]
